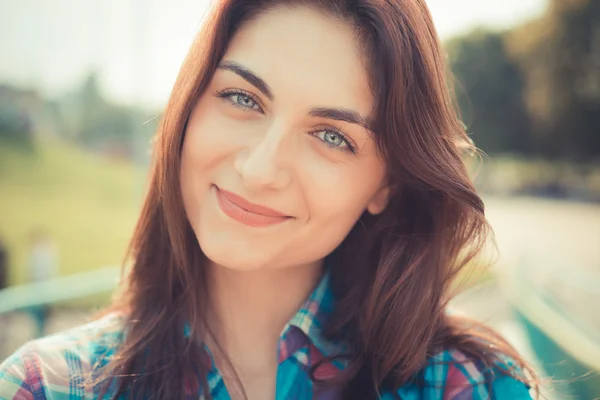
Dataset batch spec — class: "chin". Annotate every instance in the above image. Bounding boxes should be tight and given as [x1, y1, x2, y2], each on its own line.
[200, 242, 278, 272]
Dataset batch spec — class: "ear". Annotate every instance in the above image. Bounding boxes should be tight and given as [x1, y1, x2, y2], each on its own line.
[366, 184, 391, 215]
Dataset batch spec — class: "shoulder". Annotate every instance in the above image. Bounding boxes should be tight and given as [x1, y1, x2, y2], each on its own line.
[0, 312, 127, 399]
[391, 348, 533, 400]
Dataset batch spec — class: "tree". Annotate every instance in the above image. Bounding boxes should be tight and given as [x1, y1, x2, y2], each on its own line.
[78, 105, 136, 148]
[0, 85, 38, 150]
[447, 29, 533, 155]
[70, 72, 143, 157]
[506, 0, 600, 161]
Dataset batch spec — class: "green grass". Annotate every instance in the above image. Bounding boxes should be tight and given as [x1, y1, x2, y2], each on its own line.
[0, 140, 142, 294]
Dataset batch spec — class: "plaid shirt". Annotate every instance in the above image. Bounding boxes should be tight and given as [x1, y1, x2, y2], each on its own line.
[0, 271, 531, 399]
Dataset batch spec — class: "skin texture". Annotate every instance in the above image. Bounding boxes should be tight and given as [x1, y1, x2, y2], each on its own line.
[179, 6, 391, 399]
[180, 6, 390, 273]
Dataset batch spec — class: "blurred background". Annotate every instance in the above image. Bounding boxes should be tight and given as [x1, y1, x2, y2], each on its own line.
[0, 0, 598, 398]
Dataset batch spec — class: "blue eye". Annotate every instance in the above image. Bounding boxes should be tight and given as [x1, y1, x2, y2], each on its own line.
[319, 131, 346, 147]
[231, 94, 258, 109]
[216, 89, 262, 111]
[312, 129, 356, 153]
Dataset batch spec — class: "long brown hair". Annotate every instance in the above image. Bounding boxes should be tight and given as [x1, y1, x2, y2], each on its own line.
[99, 0, 537, 398]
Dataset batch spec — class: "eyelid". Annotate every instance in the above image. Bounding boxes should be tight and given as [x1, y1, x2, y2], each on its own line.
[312, 125, 357, 154]
[216, 88, 264, 112]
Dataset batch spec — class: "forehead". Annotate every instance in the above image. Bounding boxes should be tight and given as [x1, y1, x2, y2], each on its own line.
[221, 6, 374, 114]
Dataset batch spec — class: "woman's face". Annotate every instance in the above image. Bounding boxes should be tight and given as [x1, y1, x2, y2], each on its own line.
[180, 6, 390, 271]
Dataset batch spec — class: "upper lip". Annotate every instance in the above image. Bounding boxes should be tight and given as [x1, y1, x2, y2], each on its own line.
[217, 187, 290, 218]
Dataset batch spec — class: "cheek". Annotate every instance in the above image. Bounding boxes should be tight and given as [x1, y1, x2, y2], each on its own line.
[180, 99, 230, 220]
[181, 96, 253, 186]
[304, 155, 386, 218]
[185, 102, 234, 163]
[294, 157, 386, 251]
[307, 178, 368, 227]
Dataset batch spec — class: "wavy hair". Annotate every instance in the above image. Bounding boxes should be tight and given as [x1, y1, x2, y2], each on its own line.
[98, 0, 537, 398]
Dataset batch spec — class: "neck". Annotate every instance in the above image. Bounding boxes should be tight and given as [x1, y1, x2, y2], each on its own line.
[204, 261, 324, 373]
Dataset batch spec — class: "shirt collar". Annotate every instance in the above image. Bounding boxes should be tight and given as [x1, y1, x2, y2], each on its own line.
[184, 267, 347, 362]
[286, 268, 347, 359]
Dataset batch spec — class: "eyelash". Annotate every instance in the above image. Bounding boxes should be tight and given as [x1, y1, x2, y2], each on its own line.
[215, 88, 356, 153]
[309, 126, 356, 153]
[215, 88, 263, 112]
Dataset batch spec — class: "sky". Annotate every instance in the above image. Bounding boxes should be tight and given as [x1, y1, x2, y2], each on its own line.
[0, 0, 548, 108]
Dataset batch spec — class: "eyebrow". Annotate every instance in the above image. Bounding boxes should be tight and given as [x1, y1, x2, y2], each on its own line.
[218, 61, 273, 100]
[217, 60, 374, 132]
[309, 108, 373, 132]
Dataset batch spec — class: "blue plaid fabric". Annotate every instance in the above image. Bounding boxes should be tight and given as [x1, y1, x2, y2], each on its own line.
[0, 270, 532, 399]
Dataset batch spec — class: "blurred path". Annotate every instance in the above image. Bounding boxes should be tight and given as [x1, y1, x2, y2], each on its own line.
[484, 196, 600, 272]
[484, 196, 600, 336]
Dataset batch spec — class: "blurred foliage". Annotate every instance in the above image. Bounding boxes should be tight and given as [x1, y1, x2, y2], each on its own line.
[60, 72, 158, 160]
[468, 155, 600, 201]
[0, 85, 37, 150]
[0, 72, 158, 162]
[447, 30, 533, 155]
[449, 0, 600, 162]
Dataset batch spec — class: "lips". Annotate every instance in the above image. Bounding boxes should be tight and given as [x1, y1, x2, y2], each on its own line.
[214, 185, 291, 227]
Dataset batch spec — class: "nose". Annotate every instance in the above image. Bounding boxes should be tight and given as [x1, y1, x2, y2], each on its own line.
[233, 122, 292, 191]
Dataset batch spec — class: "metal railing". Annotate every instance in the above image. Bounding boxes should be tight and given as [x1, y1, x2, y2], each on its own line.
[0, 265, 121, 314]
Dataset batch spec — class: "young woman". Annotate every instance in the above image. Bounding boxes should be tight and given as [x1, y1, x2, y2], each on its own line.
[0, 0, 538, 399]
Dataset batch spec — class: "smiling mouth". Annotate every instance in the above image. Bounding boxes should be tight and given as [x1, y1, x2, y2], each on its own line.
[214, 185, 292, 227]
